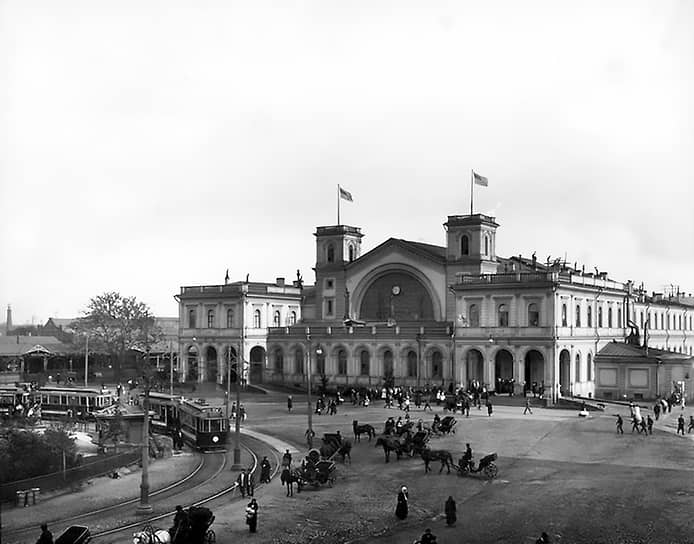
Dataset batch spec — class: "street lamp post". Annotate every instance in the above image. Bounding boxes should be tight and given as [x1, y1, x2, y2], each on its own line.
[231, 287, 246, 470]
[305, 329, 317, 449]
[137, 348, 153, 515]
[84, 334, 89, 387]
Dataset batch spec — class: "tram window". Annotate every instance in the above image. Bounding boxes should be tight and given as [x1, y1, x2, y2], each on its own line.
[210, 419, 221, 432]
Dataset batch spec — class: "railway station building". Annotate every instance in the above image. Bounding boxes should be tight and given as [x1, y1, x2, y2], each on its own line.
[177, 213, 693, 404]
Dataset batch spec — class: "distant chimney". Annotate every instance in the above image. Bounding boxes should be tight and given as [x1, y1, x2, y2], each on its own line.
[276, 277, 285, 287]
[6, 305, 12, 334]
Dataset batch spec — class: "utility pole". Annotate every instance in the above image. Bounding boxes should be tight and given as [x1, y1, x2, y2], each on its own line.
[84, 334, 89, 387]
[231, 285, 246, 469]
[169, 340, 174, 398]
[137, 321, 153, 514]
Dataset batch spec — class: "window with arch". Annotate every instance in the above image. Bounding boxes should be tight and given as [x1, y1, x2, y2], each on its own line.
[528, 303, 540, 327]
[188, 308, 196, 329]
[660, 313, 664, 329]
[253, 309, 261, 328]
[468, 304, 480, 327]
[348, 244, 355, 262]
[679, 315, 682, 330]
[587, 306, 593, 328]
[407, 350, 417, 377]
[327, 244, 335, 263]
[274, 348, 284, 372]
[575, 353, 581, 382]
[598, 307, 603, 328]
[226, 308, 234, 329]
[360, 350, 370, 376]
[561, 304, 567, 327]
[316, 350, 326, 375]
[608, 307, 613, 328]
[575, 304, 581, 327]
[667, 314, 671, 330]
[295, 347, 304, 375]
[288, 311, 297, 325]
[498, 304, 509, 327]
[431, 351, 443, 379]
[337, 349, 347, 375]
[484, 235, 489, 256]
[640, 311, 644, 329]
[460, 235, 469, 256]
[207, 309, 215, 328]
[690, 316, 692, 331]
[273, 310, 281, 327]
[587, 353, 593, 381]
[617, 308, 622, 327]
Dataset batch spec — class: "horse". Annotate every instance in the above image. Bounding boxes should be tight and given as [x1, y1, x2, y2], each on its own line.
[133, 528, 171, 544]
[280, 467, 299, 496]
[421, 447, 454, 474]
[395, 421, 415, 436]
[336, 440, 352, 463]
[353, 420, 376, 442]
[375, 435, 407, 463]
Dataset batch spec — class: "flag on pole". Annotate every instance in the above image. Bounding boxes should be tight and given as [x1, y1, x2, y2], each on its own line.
[339, 186, 353, 202]
[473, 171, 488, 186]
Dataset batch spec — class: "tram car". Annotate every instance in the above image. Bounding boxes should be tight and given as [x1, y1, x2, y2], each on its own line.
[145, 392, 229, 452]
[34, 386, 115, 420]
[0, 385, 32, 416]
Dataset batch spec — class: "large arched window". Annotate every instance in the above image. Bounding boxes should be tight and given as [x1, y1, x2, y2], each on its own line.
[468, 304, 480, 327]
[316, 350, 326, 375]
[617, 308, 622, 327]
[288, 311, 297, 325]
[188, 308, 196, 329]
[498, 304, 509, 327]
[254, 309, 261, 328]
[327, 244, 335, 263]
[561, 304, 567, 327]
[383, 350, 394, 378]
[528, 303, 539, 327]
[587, 306, 592, 328]
[598, 307, 603, 328]
[295, 347, 304, 375]
[575, 305, 581, 327]
[226, 308, 234, 329]
[273, 310, 281, 327]
[337, 349, 347, 375]
[608, 308, 613, 328]
[348, 244, 355, 262]
[360, 350, 370, 376]
[207, 309, 215, 328]
[587, 353, 593, 381]
[431, 351, 443, 379]
[484, 235, 489, 256]
[460, 235, 469, 256]
[407, 350, 417, 377]
[575, 353, 581, 382]
[640, 311, 644, 329]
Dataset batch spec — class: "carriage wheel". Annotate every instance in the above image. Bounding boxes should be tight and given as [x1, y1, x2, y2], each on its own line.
[484, 463, 498, 479]
[205, 529, 216, 544]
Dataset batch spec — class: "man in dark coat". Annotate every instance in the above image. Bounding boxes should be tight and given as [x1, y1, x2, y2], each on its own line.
[237, 470, 248, 498]
[245, 498, 259, 533]
[445, 496, 457, 526]
[677, 414, 685, 435]
[260, 456, 272, 483]
[36, 524, 53, 544]
[395, 486, 408, 520]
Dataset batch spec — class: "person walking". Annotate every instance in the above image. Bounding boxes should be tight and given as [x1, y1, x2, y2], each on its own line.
[688, 415, 694, 433]
[287, 395, 293, 413]
[677, 413, 685, 435]
[615, 414, 624, 434]
[237, 470, 248, 498]
[646, 415, 654, 435]
[536, 531, 551, 544]
[36, 523, 53, 544]
[245, 498, 259, 533]
[524, 399, 533, 415]
[486, 398, 493, 417]
[395, 485, 409, 520]
[653, 402, 661, 420]
[244, 468, 255, 497]
[260, 456, 271, 483]
[444, 496, 457, 526]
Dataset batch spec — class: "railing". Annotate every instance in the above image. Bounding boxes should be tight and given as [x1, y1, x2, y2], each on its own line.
[454, 271, 626, 291]
[268, 322, 454, 340]
[0, 448, 140, 503]
[180, 284, 301, 296]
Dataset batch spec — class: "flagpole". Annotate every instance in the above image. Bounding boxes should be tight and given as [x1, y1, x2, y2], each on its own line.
[337, 184, 341, 225]
[470, 170, 474, 215]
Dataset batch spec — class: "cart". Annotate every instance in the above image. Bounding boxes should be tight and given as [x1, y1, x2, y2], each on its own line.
[55, 526, 91, 544]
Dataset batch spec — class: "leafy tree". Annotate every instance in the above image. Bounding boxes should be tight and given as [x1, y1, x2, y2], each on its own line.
[71, 291, 161, 382]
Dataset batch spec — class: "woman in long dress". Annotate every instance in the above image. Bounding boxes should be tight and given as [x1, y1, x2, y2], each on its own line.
[445, 496, 457, 526]
[395, 486, 408, 520]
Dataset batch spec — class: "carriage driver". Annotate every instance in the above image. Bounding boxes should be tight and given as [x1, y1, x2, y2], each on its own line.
[460, 443, 473, 471]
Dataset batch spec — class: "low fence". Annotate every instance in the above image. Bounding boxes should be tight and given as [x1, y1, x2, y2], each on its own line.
[0, 448, 140, 504]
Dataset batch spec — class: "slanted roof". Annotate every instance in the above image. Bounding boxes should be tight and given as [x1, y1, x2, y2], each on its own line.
[396, 240, 447, 262]
[596, 341, 693, 364]
[0, 336, 70, 356]
[353, 237, 447, 266]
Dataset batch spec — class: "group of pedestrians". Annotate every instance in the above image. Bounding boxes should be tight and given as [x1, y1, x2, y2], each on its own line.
[395, 486, 457, 543]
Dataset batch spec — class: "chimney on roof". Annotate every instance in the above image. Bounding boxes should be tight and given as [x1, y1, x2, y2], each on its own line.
[6, 305, 12, 334]
[532, 252, 537, 269]
[276, 277, 285, 287]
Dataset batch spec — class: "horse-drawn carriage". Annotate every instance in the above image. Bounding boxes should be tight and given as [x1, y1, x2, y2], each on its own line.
[456, 452, 498, 479]
[295, 448, 337, 491]
[55, 526, 91, 544]
[435, 416, 456, 435]
[135, 506, 215, 544]
[404, 430, 430, 457]
[320, 433, 352, 462]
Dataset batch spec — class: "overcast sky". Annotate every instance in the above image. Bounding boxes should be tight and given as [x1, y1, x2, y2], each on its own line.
[1, 0, 692, 325]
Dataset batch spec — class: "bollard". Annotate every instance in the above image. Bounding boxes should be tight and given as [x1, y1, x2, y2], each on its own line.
[31, 487, 40, 505]
[15, 490, 22, 507]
